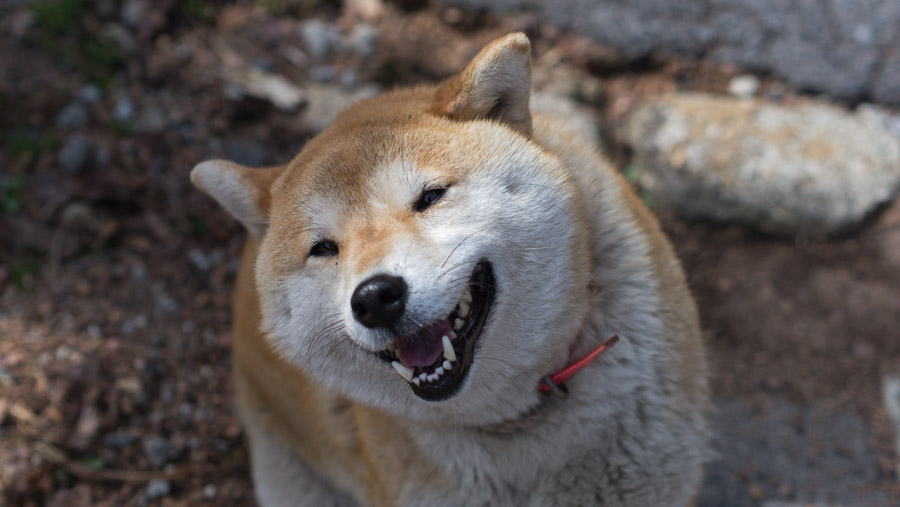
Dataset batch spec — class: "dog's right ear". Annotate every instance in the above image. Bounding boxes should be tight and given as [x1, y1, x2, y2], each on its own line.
[190, 160, 284, 238]
[432, 32, 532, 136]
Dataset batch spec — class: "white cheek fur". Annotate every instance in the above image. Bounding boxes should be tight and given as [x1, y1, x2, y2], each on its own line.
[256, 127, 592, 425]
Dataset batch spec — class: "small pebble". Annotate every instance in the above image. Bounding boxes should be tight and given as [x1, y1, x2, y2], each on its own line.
[78, 85, 102, 103]
[58, 135, 93, 174]
[113, 96, 136, 122]
[54, 102, 91, 130]
[144, 479, 170, 501]
[142, 435, 179, 466]
[728, 74, 760, 98]
[299, 19, 342, 59]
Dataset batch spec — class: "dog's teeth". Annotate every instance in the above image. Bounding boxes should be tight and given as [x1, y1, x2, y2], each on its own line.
[442, 335, 457, 362]
[435, 367, 444, 375]
[412, 377, 421, 386]
[419, 373, 428, 382]
[391, 361, 414, 382]
[450, 331, 457, 340]
[462, 288, 473, 303]
[454, 318, 465, 330]
[443, 360, 452, 370]
[458, 301, 470, 318]
[427, 373, 438, 382]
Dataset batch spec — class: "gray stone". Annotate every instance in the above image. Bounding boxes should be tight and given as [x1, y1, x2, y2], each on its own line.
[309, 65, 336, 83]
[727, 75, 760, 98]
[57, 135, 93, 174]
[446, 0, 900, 105]
[103, 23, 137, 54]
[531, 93, 598, 147]
[223, 137, 270, 167]
[103, 431, 134, 450]
[299, 19, 342, 59]
[301, 85, 366, 133]
[78, 85, 102, 104]
[346, 23, 378, 57]
[120, 0, 144, 28]
[188, 248, 223, 274]
[141, 436, 179, 466]
[135, 104, 167, 132]
[54, 102, 91, 130]
[202, 484, 217, 500]
[112, 97, 136, 122]
[626, 94, 900, 235]
[144, 479, 170, 501]
[882, 373, 900, 457]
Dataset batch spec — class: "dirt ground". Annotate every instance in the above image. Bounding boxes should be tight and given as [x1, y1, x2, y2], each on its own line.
[1, 1, 899, 505]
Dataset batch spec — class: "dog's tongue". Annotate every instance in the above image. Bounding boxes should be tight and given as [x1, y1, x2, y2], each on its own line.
[395, 319, 451, 368]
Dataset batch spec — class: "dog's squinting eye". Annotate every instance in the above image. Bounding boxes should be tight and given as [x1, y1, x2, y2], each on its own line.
[309, 240, 339, 257]
[413, 187, 448, 212]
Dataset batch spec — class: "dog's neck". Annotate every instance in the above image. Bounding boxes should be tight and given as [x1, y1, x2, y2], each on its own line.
[538, 335, 620, 396]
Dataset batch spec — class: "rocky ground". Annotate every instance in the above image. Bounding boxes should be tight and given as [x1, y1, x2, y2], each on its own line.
[1, 1, 899, 506]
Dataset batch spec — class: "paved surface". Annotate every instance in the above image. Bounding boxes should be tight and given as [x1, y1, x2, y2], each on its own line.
[699, 399, 893, 506]
[446, 0, 900, 104]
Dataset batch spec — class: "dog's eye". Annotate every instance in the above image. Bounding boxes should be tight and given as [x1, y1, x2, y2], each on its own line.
[309, 240, 339, 257]
[413, 187, 447, 212]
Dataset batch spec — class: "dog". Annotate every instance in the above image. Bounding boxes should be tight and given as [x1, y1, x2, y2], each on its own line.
[192, 33, 709, 506]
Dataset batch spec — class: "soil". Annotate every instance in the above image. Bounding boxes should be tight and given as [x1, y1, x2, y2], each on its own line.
[1, 1, 899, 505]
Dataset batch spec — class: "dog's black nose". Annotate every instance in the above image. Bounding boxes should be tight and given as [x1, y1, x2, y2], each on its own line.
[351, 274, 407, 329]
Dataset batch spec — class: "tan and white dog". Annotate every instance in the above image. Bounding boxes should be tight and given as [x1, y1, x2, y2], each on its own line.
[192, 33, 709, 506]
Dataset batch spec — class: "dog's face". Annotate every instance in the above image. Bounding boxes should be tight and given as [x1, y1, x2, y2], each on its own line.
[193, 34, 592, 425]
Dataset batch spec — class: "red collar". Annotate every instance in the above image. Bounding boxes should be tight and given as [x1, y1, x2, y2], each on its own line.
[538, 335, 619, 396]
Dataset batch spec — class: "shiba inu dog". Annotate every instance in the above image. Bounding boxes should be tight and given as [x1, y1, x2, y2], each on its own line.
[192, 33, 709, 506]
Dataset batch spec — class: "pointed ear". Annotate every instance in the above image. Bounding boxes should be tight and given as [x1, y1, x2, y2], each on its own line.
[432, 32, 533, 136]
[191, 160, 284, 238]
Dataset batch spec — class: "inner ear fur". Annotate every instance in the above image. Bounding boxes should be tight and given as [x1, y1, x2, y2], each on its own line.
[431, 32, 533, 136]
[190, 160, 285, 238]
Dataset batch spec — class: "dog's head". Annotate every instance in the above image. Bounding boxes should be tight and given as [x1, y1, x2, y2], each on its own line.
[193, 34, 592, 425]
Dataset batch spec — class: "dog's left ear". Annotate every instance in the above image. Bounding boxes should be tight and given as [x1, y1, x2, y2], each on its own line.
[191, 160, 285, 238]
[432, 32, 532, 136]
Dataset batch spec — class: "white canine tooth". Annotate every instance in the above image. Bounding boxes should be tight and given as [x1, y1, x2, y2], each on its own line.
[462, 288, 472, 303]
[435, 367, 445, 375]
[454, 318, 465, 330]
[442, 336, 457, 362]
[391, 361, 414, 382]
[413, 378, 421, 386]
[443, 360, 452, 370]
[458, 301, 470, 318]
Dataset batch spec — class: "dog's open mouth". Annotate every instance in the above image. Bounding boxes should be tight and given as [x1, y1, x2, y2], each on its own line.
[377, 261, 495, 401]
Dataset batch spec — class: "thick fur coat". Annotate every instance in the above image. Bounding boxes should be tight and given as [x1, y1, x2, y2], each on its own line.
[192, 33, 709, 506]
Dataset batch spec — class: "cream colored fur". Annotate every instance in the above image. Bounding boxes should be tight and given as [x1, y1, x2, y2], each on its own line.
[192, 33, 709, 506]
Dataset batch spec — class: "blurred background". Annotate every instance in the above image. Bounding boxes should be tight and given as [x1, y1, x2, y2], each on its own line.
[1, 0, 899, 505]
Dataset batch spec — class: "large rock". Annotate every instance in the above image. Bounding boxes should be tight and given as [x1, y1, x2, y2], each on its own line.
[626, 94, 900, 235]
[446, 0, 900, 104]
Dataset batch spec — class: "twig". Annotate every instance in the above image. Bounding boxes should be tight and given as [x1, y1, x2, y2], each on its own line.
[33, 441, 189, 483]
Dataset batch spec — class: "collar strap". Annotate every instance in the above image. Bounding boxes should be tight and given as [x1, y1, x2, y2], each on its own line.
[539, 335, 620, 396]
